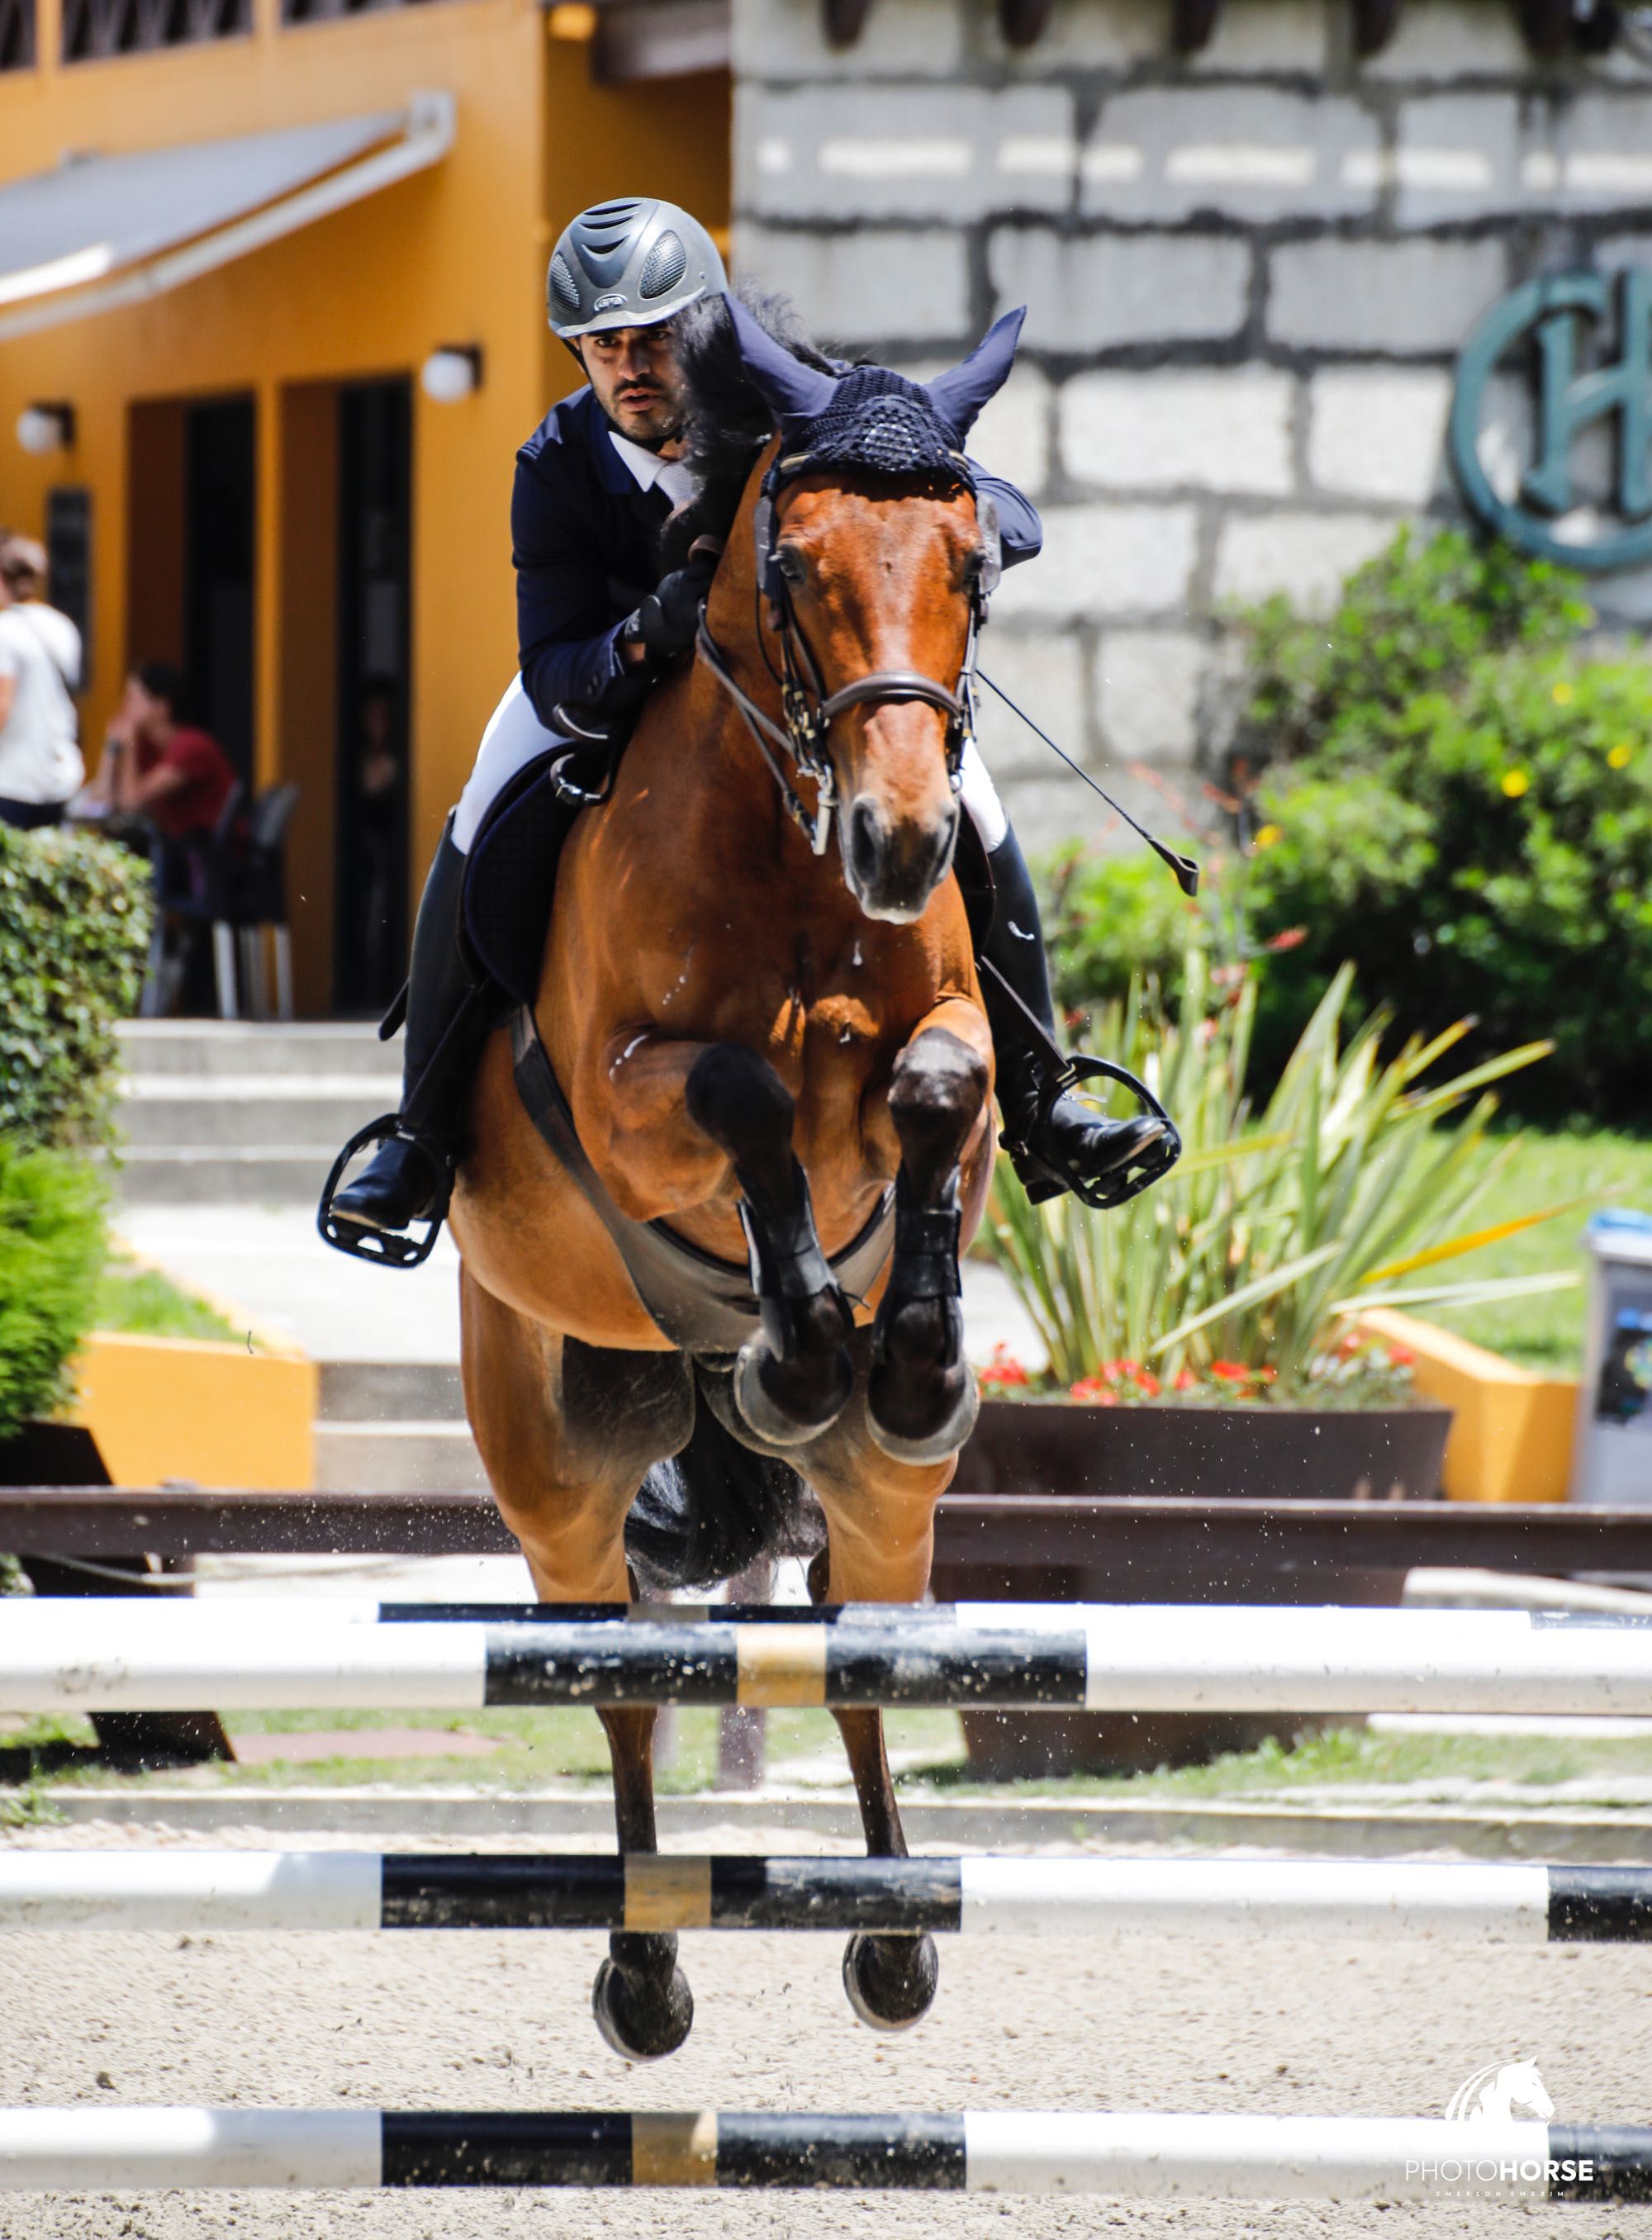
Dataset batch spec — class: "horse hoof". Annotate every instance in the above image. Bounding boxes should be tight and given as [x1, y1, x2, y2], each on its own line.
[733, 1337, 852, 1448]
[591, 1955, 695, 2062]
[866, 1361, 979, 1467]
[842, 1932, 939, 2033]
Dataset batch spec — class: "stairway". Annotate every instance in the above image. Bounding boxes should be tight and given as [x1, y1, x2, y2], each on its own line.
[115, 1020, 400, 1205]
[315, 1360, 485, 1494]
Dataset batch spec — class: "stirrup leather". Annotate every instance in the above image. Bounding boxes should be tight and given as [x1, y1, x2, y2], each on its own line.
[1002, 1053, 1183, 1213]
[316, 1114, 452, 1269]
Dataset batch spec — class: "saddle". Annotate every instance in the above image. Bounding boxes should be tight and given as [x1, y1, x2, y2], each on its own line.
[459, 743, 895, 1358]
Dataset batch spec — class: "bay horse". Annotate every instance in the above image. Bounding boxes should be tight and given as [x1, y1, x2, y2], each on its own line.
[449, 297, 1019, 2059]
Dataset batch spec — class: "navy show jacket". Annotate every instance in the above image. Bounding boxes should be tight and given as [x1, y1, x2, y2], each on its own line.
[512, 383, 1042, 733]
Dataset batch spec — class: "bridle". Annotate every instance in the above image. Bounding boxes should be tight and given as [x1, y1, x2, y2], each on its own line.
[695, 450, 1001, 857]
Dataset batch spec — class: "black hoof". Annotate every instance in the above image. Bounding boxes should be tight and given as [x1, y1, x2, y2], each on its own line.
[591, 1942, 695, 2062]
[866, 1355, 979, 1466]
[841, 1931, 939, 2032]
[733, 1336, 853, 1448]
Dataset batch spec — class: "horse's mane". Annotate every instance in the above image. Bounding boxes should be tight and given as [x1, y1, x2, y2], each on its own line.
[659, 285, 835, 569]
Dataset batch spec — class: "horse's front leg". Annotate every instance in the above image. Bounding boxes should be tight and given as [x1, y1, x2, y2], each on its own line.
[866, 1004, 991, 1464]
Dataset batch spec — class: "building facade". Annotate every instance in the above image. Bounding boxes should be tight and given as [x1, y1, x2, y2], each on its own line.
[734, 0, 1652, 847]
[0, 0, 728, 1010]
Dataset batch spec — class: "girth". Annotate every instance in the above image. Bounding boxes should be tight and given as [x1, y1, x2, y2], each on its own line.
[510, 1006, 895, 1356]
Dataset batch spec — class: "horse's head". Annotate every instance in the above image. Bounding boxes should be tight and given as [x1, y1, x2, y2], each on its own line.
[727, 301, 1023, 924]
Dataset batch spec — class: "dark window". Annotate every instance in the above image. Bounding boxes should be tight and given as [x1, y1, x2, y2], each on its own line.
[283, 0, 439, 23]
[61, 0, 246, 62]
[45, 489, 92, 684]
[0, 0, 35, 67]
[183, 396, 256, 785]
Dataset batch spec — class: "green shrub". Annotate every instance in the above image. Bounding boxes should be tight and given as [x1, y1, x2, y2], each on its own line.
[0, 1141, 106, 1444]
[1045, 847, 1216, 1023]
[1246, 649, 1652, 1122]
[1236, 524, 1591, 772]
[0, 826, 152, 1149]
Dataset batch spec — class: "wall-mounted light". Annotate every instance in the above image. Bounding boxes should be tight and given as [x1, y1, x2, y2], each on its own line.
[420, 347, 484, 404]
[15, 401, 75, 456]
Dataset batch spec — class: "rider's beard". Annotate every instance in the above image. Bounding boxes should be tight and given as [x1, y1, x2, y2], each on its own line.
[609, 391, 681, 448]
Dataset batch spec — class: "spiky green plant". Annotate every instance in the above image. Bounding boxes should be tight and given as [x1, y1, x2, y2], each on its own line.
[985, 952, 1579, 1393]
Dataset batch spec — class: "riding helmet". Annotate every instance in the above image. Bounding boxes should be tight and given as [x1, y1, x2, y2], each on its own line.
[546, 198, 728, 339]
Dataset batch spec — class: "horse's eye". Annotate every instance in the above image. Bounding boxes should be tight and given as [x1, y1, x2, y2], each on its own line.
[775, 546, 806, 587]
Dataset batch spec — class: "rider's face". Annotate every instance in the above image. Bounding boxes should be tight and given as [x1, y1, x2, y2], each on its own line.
[579, 323, 683, 445]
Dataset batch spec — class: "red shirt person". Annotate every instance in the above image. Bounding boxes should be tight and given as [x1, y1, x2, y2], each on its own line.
[99, 662, 235, 841]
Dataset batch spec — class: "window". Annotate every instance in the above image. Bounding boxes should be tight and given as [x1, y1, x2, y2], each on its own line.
[282, 0, 437, 23]
[61, 0, 247, 62]
[0, 0, 36, 67]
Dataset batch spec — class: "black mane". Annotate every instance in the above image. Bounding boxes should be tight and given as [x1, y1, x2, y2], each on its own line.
[659, 285, 833, 569]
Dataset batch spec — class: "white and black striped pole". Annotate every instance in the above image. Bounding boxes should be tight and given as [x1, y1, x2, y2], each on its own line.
[0, 2109, 1645, 2199]
[1, 1853, 1649, 1943]
[2, 1601, 1650, 1715]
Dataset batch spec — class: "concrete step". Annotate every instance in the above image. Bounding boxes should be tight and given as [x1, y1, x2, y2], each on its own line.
[118, 1021, 391, 1078]
[318, 1360, 465, 1423]
[108, 1146, 337, 1206]
[118, 1075, 399, 1151]
[314, 1420, 487, 1494]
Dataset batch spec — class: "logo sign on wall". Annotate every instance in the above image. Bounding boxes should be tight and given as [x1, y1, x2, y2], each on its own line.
[1450, 270, 1652, 572]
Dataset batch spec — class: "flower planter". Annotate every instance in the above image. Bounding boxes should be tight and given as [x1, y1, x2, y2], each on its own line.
[934, 1396, 1453, 1778]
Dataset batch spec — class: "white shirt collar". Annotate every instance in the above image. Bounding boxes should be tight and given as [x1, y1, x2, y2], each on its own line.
[609, 429, 696, 511]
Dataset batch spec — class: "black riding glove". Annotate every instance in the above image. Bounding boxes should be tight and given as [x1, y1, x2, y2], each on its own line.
[624, 549, 719, 666]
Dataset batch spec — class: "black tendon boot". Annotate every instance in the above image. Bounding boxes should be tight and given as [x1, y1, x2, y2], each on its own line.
[318, 823, 489, 1265]
[980, 828, 1180, 1209]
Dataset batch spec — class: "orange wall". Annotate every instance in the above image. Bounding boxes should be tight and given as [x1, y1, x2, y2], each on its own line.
[0, 0, 732, 1008]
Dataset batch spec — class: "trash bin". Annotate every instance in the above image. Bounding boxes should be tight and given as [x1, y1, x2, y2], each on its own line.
[1572, 1210, 1652, 1505]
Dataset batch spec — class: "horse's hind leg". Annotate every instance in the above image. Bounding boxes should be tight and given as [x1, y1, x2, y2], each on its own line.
[866, 1018, 990, 1464]
[804, 1437, 952, 2033]
[460, 1273, 695, 2060]
[684, 1042, 855, 1445]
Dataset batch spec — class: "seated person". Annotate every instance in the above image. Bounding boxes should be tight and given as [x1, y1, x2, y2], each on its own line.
[95, 662, 236, 843]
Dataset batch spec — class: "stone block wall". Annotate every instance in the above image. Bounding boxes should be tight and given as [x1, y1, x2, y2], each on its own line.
[731, 0, 1652, 847]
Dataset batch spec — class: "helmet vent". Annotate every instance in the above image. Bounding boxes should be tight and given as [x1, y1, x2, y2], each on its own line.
[639, 229, 688, 299]
[548, 252, 583, 320]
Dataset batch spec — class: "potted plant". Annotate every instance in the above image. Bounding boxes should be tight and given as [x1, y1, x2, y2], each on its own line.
[939, 949, 1578, 1775]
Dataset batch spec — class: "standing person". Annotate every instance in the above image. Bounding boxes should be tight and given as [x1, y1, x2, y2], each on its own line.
[99, 662, 236, 843]
[0, 535, 83, 828]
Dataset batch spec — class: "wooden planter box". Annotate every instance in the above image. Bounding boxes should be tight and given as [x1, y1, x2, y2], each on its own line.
[935, 1397, 1453, 1778]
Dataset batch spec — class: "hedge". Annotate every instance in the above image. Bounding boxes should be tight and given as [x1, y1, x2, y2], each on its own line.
[0, 1140, 105, 1445]
[0, 825, 152, 1150]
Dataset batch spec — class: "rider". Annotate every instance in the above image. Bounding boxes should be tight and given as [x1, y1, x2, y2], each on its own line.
[325, 196, 1157, 1251]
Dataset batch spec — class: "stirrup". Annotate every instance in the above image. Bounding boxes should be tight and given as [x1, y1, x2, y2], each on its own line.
[316, 1114, 450, 1269]
[1004, 1054, 1183, 1213]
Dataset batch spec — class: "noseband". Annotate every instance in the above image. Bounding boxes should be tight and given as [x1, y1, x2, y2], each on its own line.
[695, 450, 1000, 857]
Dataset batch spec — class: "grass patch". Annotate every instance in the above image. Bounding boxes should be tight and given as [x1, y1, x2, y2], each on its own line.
[92, 1256, 244, 1346]
[1420, 1130, 1652, 1372]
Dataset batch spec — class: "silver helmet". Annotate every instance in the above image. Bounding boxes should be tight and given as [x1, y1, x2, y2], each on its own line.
[547, 197, 727, 340]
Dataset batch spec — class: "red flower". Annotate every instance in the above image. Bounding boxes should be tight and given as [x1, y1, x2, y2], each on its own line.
[1135, 1369, 1162, 1398]
[1254, 1364, 1278, 1384]
[1173, 1368, 1199, 1392]
[979, 1342, 1030, 1391]
[1069, 1375, 1108, 1402]
[1209, 1360, 1249, 1382]
[1265, 927, 1308, 953]
[1386, 1345, 1415, 1369]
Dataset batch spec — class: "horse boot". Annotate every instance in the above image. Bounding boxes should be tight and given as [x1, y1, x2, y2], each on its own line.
[980, 827, 1171, 1208]
[318, 821, 489, 1266]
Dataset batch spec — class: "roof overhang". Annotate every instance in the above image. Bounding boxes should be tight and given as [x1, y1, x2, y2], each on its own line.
[0, 93, 454, 346]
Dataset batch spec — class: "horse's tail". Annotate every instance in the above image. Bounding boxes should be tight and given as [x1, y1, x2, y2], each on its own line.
[625, 1383, 819, 1595]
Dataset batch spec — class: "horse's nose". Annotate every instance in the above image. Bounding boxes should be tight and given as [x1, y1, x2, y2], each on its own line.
[845, 794, 959, 922]
[847, 795, 891, 898]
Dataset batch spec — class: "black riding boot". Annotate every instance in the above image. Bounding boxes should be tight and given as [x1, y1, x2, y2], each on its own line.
[980, 828, 1170, 1206]
[321, 823, 487, 1256]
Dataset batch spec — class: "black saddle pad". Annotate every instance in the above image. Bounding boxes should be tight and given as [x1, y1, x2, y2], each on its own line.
[461, 745, 608, 1005]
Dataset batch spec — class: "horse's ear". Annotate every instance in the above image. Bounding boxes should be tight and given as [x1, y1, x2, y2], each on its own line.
[924, 308, 1026, 441]
[724, 295, 838, 428]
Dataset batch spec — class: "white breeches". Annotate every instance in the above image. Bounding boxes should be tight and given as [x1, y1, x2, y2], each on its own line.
[451, 672, 1008, 857]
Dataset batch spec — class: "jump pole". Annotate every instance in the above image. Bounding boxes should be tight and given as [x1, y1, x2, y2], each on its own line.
[3, 1598, 1651, 1715]
[0, 2108, 1646, 2198]
[2, 1853, 1650, 1943]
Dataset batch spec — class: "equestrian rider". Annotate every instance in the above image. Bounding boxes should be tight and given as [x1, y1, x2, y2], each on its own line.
[325, 197, 1161, 1251]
